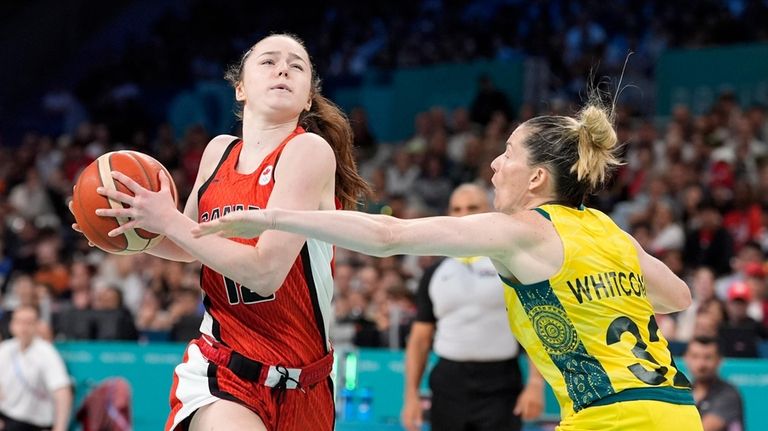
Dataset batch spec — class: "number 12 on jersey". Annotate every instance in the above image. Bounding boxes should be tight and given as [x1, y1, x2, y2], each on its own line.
[224, 276, 275, 305]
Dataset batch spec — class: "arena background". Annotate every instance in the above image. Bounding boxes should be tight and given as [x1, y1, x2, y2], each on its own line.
[1, 1, 768, 430]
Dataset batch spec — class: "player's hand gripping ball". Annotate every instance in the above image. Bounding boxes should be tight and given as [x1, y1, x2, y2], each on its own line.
[71, 151, 178, 254]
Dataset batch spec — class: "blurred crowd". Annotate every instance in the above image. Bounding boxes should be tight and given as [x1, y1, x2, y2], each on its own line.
[32, 0, 768, 141]
[2, 85, 768, 357]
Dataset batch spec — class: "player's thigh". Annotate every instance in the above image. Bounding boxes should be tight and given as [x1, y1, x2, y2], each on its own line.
[190, 399, 267, 431]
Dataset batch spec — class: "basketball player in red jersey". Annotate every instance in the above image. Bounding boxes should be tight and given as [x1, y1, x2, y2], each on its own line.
[81, 34, 370, 431]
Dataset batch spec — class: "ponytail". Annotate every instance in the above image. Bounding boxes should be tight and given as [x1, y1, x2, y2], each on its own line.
[572, 103, 620, 189]
[300, 93, 372, 209]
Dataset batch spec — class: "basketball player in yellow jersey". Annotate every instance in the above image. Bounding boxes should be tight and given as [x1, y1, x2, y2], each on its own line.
[192, 93, 703, 430]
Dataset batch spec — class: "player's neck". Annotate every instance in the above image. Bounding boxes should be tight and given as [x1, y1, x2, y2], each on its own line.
[242, 111, 299, 151]
[523, 195, 559, 211]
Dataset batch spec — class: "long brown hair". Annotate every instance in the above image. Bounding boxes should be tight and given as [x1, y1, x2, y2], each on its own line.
[224, 33, 371, 209]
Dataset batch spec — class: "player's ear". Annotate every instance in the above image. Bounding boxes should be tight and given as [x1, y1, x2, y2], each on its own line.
[528, 166, 549, 192]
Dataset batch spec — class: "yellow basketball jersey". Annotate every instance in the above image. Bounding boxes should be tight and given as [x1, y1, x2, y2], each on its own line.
[502, 204, 694, 419]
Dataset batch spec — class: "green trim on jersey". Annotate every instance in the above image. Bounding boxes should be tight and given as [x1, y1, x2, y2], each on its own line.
[588, 386, 695, 408]
[500, 276, 615, 411]
[533, 207, 551, 220]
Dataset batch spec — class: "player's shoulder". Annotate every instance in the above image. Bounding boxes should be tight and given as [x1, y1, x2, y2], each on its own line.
[471, 210, 542, 242]
[205, 134, 241, 157]
[197, 134, 240, 176]
[279, 132, 335, 169]
[284, 132, 334, 157]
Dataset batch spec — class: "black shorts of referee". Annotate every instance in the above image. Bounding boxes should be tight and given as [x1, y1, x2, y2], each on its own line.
[0, 412, 50, 431]
[428, 356, 524, 431]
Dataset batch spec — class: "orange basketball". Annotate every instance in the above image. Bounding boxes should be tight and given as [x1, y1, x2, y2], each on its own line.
[71, 150, 178, 255]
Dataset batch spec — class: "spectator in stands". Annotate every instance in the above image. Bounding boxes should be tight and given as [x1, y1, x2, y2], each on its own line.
[32, 238, 69, 299]
[67, 260, 94, 298]
[386, 148, 421, 197]
[753, 266, 768, 333]
[684, 199, 735, 275]
[53, 284, 92, 340]
[346, 289, 380, 347]
[660, 249, 686, 278]
[412, 155, 453, 214]
[677, 266, 725, 341]
[719, 281, 766, 357]
[714, 240, 764, 299]
[722, 182, 762, 251]
[0, 305, 72, 431]
[372, 284, 416, 349]
[681, 183, 706, 230]
[447, 108, 476, 164]
[469, 75, 511, 126]
[7, 169, 57, 226]
[649, 201, 685, 255]
[94, 255, 144, 316]
[741, 262, 767, 323]
[694, 310, 721, 339]
[350, 107, 377, 162]
[405, 112, 433, 156]
[147, 260, 187, 309]
[135, 290, 174, 342]
[329, 294, 355, 349]
[452, 134, 485, 185]
[362, 167, 391, 215]
[90, 285, 138, 341]
[0, 274, 52, 341]
[169, 287, 202, 342]
[684, 336, 745, 431]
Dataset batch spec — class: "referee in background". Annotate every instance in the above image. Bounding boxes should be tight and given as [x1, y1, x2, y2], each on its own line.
[401, 184, 544, 431]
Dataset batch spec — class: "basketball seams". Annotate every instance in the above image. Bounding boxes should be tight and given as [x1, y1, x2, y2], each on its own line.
[114, 152, 153, 251]
[126, 151, 161, 242]
[74, 175, 122, 253]
[102, 153, 149, 252]
[99, 155, 128, 221]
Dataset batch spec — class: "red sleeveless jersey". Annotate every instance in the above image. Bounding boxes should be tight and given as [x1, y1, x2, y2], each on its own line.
[196, 127, 334, 367]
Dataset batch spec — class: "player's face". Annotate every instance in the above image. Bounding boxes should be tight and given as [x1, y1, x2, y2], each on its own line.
[448, 189, 489, 217]
[490, 125, 536, 213]
[684, 342, 720, 383]
[238, 36, 313, 121]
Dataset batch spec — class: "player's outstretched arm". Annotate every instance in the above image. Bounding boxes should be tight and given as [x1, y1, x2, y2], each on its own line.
[194, 207, 527, 260]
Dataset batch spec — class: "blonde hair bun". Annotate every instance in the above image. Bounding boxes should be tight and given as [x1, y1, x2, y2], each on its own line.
[572, 104, 621, 188]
